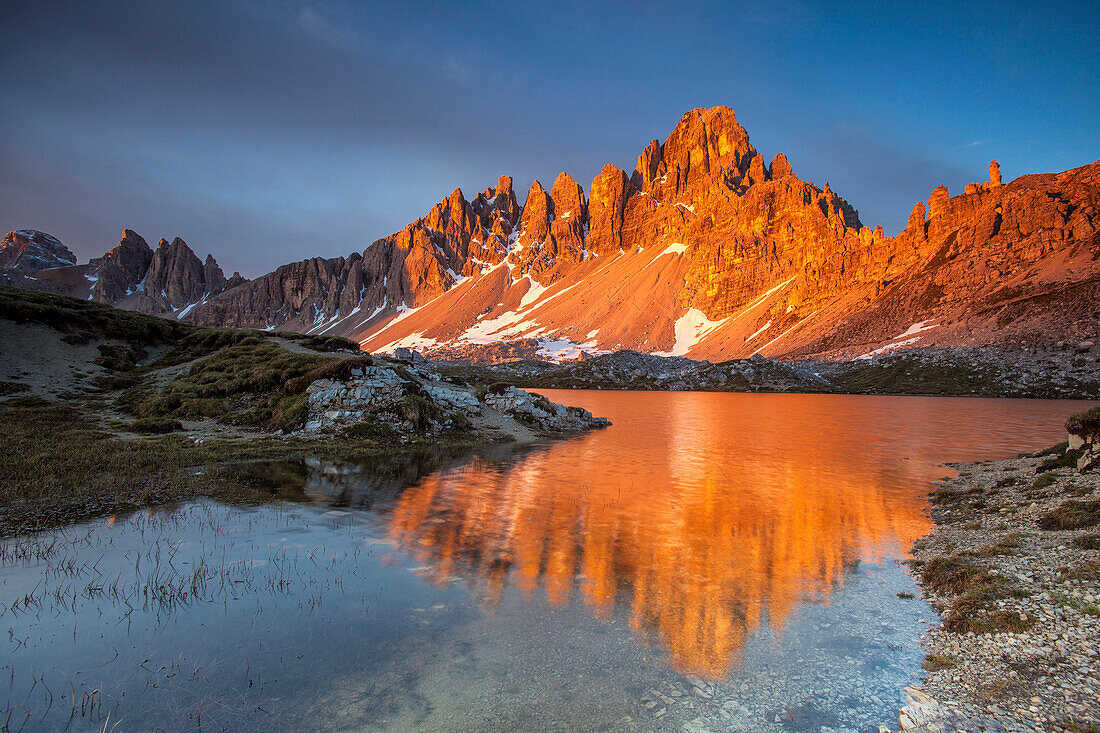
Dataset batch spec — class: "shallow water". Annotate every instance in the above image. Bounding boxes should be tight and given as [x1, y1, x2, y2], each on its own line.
[1, 392, 1091, 731]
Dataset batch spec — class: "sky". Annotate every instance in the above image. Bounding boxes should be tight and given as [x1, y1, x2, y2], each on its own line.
[2, 0, 1097, 277]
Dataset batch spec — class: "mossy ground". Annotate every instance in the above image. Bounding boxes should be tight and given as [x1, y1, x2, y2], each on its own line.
[0, 287, 498, 535]
[0, 395, 493, 536]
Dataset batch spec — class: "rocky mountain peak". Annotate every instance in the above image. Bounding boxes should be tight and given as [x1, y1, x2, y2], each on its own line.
[133, 236, 230, 314]
[587, 164, 634, 255]
[656, 106, 756, 197]
[90, 230, 154, 302]
[0, 230, 77, 271]
[6, 106, 1096, 363]
[550, 172, 586, 219]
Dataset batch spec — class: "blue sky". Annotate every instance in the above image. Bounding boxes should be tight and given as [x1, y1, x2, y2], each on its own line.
[2, 0, 1097, 276]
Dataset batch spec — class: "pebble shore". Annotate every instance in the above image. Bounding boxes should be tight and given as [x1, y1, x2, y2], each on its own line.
[891, 446, 1100, 732]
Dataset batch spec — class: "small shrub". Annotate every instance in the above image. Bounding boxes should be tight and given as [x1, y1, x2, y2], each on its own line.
[1072, 533, 1100, 550]
[283, 356, 373, 394]
[1061, 559, 1100, 581]
[896, 591, 915, 599]
[1040, 498, 1100, 530]
[397, 394, 442, 431]
[450, 411, 471, 431]
[1032, 473, 1058, 490]
[95, 342, 147, 371]
[284, 333, 362, 352]
[966, 533, 1022, 557]
[1066, 406, 1100, 437]
[344, 420, 398, 442]
[921, 555, 986, 595]
[129, 417, 183, 434]
[922, 654, 957, 672]
[1038, 447, 1085, 472]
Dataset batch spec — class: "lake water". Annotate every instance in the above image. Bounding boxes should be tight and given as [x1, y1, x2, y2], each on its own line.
[1, 392, 1091, 731]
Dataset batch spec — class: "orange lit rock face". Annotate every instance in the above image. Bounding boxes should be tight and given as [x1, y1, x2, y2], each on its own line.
[9, 105, 1097, 354]
[344, 105, 1097, 359]
[387, 392, 930, 678]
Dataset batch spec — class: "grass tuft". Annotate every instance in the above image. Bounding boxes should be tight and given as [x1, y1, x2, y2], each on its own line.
[1039, 499, 1100, 530]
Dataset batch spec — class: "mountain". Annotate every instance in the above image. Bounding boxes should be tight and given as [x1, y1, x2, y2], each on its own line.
[0, 230, 77, 272]
[4, 106, 1098, 359]
[1, 229, 245, 318]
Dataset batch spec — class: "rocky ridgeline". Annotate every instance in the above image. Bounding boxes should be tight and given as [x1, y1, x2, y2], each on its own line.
[5, 106, 1098, 360]
[303, 361, 608, 435]
[471, 349, 832, 392]
[432, 343, 1100, 399]
[891, 413, 1100, 732]
[0, 228, 244, 317]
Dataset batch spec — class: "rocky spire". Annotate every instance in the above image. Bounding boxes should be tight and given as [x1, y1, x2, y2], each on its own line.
[989, 160, 1002, 188]
[587, 164, 634, 255]
[770, 153, 793, 180]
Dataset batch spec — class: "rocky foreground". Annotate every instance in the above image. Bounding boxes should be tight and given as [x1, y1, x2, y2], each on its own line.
[891, 421, 1100, 732]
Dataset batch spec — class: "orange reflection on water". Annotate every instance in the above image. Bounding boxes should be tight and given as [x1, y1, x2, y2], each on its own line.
[387, 392, 1077, 678]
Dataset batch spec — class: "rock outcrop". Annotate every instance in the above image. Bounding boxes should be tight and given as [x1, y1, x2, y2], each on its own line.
[302, 362, 608, 434]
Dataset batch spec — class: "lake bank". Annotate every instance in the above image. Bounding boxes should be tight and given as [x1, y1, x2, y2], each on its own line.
[893, 435, 1100, 732]
[0, 287, 608, 535]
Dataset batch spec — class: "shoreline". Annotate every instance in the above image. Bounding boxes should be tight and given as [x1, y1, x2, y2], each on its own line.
[890, 441, 1100, 732]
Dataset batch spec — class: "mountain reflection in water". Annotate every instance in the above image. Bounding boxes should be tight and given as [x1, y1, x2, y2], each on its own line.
[387, 391, 943, 678]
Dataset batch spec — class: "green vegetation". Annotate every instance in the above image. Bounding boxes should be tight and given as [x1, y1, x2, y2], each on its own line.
[0, 287, 519, 533]
[396, 393, 444, 431]
[832, 357, 994, 396]
[921, 554, 1032, 634]
[280, 332, 361, 352]
[963, 533, 1022, 557]
[1061, 559, 1100, 581]
[0, 395, 490, 535]
[1050, 591, 1100, 617]
[1040, 498, 1100, 530]
[1032, 472, 1059, 490]
[1038, 445, 1086, 472]
[0, 285, 192, 348]
[1066, 406, 1100, 437]
[1072, 532, 1100, 550]
[129, 417, 183, 434]
[922, 653, 958, 672]
[128, 339, 373, 432]
[896, 591, 915, 599]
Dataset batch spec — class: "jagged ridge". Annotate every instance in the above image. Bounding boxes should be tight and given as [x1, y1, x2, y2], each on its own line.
[4, 106, 1098, 358]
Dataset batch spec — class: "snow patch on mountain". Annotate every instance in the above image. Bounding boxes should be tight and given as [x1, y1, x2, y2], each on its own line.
[656, 308, 729, 357]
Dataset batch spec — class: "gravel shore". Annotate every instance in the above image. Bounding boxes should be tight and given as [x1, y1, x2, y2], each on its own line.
[891, 444, 1100, 732]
